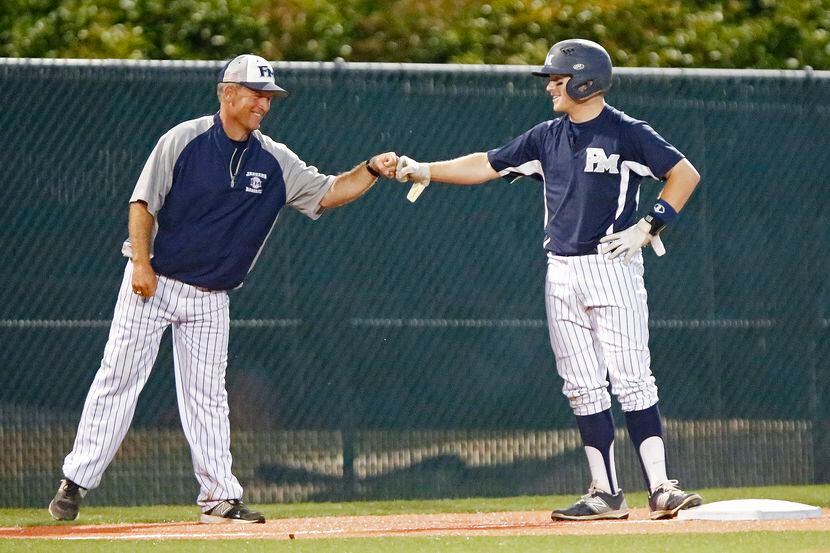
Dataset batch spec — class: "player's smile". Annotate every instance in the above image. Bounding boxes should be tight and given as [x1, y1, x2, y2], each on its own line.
[546, 75, 571, 112]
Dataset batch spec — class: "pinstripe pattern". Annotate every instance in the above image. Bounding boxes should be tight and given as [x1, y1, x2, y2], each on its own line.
[545, 252, 658, 416]
[62, 261, 242, 509]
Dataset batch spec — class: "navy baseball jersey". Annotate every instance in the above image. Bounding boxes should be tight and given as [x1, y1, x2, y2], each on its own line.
[122, 113, 334, 290]
[487, 105, 683, 256]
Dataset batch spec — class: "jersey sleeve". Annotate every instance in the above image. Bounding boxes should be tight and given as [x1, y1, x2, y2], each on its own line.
[259, 137, 335, 220]
[624, 122, 685, 179]
[130, 119, 207, 216]
[486, 122, 548, 182]
[130, 134, 176, 216]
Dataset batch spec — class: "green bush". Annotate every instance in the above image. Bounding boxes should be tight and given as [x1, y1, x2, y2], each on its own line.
[1, 0, 828, 68]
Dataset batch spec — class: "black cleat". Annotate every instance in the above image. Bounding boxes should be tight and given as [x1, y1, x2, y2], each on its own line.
[48, 479, 87, 521]
[200, 499, 265, 524]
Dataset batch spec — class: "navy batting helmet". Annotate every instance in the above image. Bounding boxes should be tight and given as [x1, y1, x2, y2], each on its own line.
[533, 39, 613, 101]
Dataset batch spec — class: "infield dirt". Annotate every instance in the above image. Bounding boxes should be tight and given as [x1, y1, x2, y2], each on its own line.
[1, 508, 828, 540]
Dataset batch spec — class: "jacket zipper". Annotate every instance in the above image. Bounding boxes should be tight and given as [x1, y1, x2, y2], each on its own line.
[229, 147, 248, 188]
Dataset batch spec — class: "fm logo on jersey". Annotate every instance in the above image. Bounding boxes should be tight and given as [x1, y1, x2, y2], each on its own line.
[584, 147, 620, 174]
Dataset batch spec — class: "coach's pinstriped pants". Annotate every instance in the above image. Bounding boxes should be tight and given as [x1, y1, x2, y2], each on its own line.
[545, 251, 659, 416]
[62, 261, 243, 510]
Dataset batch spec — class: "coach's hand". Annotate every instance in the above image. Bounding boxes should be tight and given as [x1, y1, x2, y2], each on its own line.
[369, 152, 399, 179]
[131, 259, 158, 298]
[396, 156, 431, 203]
[600, 218, 666, 263]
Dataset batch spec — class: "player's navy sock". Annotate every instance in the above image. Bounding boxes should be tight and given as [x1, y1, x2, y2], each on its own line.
[624, 403, 669, 491]
[575, 409, 618, 495]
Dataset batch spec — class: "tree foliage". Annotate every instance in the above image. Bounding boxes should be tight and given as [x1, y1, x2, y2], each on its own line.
[1, 0, 828, 68]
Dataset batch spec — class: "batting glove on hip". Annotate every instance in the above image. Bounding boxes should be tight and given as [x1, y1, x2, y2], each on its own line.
[395, 156, 431, 203]
[599, 218, 666, 263]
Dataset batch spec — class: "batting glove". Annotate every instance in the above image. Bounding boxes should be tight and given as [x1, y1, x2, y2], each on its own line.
[396, 156, 431, 203]
[599, 218, 666, 263]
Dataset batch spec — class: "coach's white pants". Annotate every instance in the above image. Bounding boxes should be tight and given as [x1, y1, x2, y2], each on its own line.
[63, 261, 243, 509]
[545, 252, 658, 416]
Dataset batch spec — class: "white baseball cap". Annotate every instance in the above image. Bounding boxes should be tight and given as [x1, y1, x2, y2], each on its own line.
[218, 54, 288, 96]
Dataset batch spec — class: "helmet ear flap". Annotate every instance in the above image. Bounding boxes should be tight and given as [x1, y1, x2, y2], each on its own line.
[576, 80, 593, 95]
[566, 78, 596, 101]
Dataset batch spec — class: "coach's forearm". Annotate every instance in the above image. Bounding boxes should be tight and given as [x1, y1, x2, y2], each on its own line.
[320, 167, 377, 208]
[428, 152, 500, 185]
[128, 201, 155, 263]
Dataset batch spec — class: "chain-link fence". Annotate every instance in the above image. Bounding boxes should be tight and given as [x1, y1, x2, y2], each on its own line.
[1, 59, 827, 507]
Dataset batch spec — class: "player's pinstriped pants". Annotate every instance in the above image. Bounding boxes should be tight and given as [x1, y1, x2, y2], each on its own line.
[62, 261, 243, 510]
[545, 251, 659, 416]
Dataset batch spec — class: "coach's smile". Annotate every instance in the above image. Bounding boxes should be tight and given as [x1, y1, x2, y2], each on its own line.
[220, 84, 277, 140]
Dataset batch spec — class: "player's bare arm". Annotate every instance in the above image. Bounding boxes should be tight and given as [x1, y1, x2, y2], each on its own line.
[428, 153, 500, 184]
[320, 152, 398, 208]
[398, 152, 498, 185]
[657, 158, 701, 212]
[128, 201, 158, 297]
[395, 152, 499, 202]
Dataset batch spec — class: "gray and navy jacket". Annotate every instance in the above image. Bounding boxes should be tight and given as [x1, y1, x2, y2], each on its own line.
[487, 105, 684, 256]
[122, 113, 334, 290]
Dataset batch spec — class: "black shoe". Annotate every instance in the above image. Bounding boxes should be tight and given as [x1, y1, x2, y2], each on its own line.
[200, 499, 265, 524]
[48, 479, 87, 521]
[551, 482, 629, 521]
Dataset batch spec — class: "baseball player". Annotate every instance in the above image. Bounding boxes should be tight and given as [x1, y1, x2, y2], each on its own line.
[48, 54, 398, 523]
[396, 39, 702, 520]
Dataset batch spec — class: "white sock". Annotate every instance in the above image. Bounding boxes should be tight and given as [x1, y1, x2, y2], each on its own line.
[639, 436, 669, 491]
[584, 444, 618, 494]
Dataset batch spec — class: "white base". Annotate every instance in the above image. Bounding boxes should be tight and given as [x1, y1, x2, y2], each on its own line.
[677, 499, 822, 521]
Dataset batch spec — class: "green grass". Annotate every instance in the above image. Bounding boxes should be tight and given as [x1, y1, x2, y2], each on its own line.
[1, 533, 830, 553]
[2, 484, 828, 528]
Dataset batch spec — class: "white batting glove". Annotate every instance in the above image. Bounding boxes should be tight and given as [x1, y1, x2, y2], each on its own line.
[396, 156, 431, 203]
[599, 218, 666, 263]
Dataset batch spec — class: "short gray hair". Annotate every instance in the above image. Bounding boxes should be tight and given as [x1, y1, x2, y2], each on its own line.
[217, 82, 240, 101]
